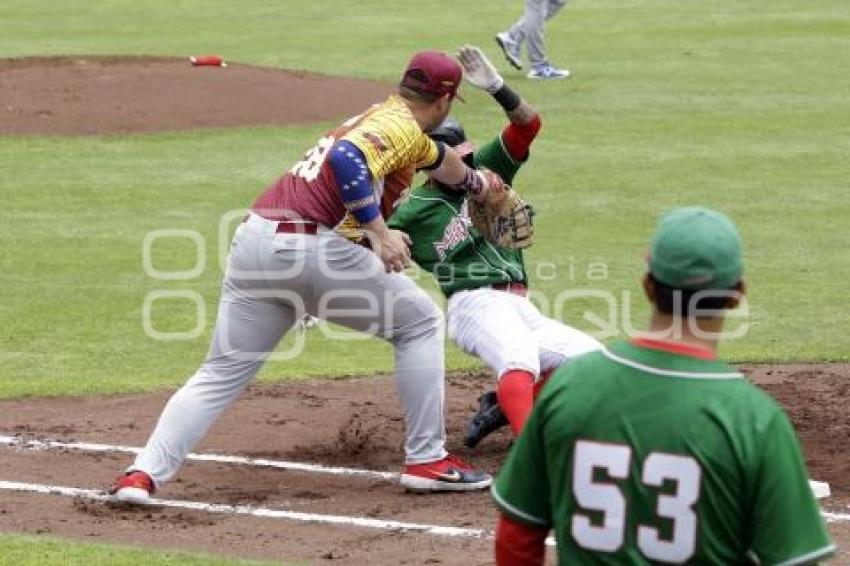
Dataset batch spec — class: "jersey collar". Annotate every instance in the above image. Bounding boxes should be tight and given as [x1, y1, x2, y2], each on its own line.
[630, 336, 717, 361]
[602, 339, 742, 380]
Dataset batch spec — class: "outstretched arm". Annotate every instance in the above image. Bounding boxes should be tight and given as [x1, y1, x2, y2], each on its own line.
[458, 44, 539, 126]
[457, 45, 542, 159]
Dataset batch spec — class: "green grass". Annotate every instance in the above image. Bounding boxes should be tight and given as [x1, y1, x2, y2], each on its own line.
[0, 533, 289, 565]
[1, 0, 849, 400]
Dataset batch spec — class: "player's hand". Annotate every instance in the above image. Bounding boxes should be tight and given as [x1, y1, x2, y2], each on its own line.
[370, 228, 412, 273]
[457, 44, 504, 94]
[471, 169, 507, 204]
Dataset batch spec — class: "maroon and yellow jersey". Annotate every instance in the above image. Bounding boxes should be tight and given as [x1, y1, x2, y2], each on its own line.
[252, 95, 437, 228]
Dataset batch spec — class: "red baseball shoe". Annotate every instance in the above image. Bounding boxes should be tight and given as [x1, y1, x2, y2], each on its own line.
[109, 470, 155, 503]
[401, 454, 492, 492]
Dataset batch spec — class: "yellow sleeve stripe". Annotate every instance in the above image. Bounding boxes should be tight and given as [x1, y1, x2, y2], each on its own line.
[344, 195, 377, 211]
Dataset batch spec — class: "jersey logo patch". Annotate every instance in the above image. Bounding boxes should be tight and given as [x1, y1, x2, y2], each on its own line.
[434, 214, 471, 260]
[362, 132, 388, 153]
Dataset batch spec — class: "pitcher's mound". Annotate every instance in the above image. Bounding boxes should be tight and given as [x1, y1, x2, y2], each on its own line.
[0, 56, 394, 136]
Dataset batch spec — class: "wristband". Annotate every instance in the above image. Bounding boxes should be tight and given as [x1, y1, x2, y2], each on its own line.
[419, 140, 446, 172]
[493, 84, 521, 113]
[450, 168, 485, 195]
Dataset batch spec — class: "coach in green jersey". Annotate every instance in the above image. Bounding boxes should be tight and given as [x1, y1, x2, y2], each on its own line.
[389, 46, 602, 449]
[492, 207, 834, 565]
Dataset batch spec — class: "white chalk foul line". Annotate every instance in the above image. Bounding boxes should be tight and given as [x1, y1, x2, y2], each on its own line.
[822, 511, 850, 524]
[0, 480, 488, 539]
[0, 477, 845, 549]
[1, 434, 841, 525]
[1, 434, 833, 501]
[0, 435, 397, 481]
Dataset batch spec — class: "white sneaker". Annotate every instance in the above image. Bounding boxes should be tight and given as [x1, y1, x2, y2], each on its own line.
[527, 63, 571, 80]
[495, 32, 523, 70]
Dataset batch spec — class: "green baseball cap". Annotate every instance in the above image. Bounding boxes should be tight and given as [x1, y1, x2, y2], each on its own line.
[649, 207, 743, 290]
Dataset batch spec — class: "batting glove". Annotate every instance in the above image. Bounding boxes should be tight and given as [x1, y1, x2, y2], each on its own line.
[458, 44, 504, 94]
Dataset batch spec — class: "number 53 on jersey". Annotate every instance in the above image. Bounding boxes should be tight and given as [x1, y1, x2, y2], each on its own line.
[572, 440, 700, 563]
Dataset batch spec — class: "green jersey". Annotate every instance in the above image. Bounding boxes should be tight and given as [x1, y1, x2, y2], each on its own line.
[388, 134, 528, 297]
[493, 340, 834, 565]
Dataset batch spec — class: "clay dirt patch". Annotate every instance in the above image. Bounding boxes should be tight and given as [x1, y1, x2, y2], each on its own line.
[0, 56, 394, 136]
[0, 364, 848, 564]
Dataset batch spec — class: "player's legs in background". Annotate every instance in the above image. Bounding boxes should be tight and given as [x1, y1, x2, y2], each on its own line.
[496, 0, 528, 69]
[448, 289, 539, 434]
[546, 0, 568, 20]
[129, 222, 304, 486]
[308, 233, 447, 465]
[515, 0, 547, 66]
[523, 0, 571, 78]
[507, 0, 545, 48]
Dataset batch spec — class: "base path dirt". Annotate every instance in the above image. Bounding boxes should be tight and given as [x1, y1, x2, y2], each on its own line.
[0, 364, 848, 564]
[0, 56, 394, 136]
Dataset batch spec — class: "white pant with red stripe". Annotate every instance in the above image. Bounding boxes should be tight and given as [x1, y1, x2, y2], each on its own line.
[447, 286, 602, 380]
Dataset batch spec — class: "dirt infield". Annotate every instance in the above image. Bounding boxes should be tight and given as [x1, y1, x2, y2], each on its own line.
[0, 365, 848, 564]
[0, 56, 394, 135]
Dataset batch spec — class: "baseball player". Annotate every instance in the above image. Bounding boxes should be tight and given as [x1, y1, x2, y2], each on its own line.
[111, 50, 508, 502]
[492, 208, 835, 564]
[388, 46, 602, 449]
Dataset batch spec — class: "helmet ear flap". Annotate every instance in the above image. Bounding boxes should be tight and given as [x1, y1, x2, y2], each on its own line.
[430, 117, 476, 164]
[429, 117, 467, 147]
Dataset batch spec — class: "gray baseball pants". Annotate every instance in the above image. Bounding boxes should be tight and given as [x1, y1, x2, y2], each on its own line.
[507, 0, 569, 66]
[131, 213, 447, 486]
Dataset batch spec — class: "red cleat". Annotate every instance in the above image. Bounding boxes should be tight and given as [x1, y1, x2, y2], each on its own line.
[401, 454, 492, 492]
[109, 470, 155, 504]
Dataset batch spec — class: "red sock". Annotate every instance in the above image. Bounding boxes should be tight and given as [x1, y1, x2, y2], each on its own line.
[533, 368, 555, 400]
[497, 369, 535, 436]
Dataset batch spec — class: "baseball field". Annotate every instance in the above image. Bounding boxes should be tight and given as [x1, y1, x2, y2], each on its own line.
[1, 0, 848, 563]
